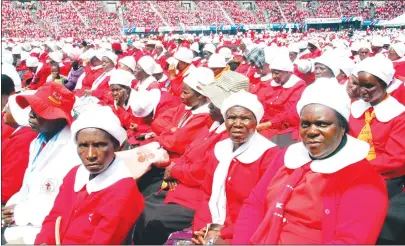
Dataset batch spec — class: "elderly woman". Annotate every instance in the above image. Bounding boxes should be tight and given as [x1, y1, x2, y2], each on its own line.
[313, 55, 339, 80]
[167, 47, 196, 97]
[2, 83, 80, 244]
[34, 105, 144, 245]
[134, 56, 160, 91]
[257, 53, 306, 148]
[132, 71, 249, 245]
[388, 42, 405, 80]
[191, 90, 280, 244]
[232, 80, 388, 245]
[349, 57, 405, 244]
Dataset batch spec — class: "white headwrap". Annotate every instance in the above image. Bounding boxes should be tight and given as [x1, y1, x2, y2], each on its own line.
[71, 105, 127, 146]
[357, 56, 395, 85]
[221, 90, 264, 122]
[108, 69, 134, 87]
[183, 67, 215, 96]
[138, 56, 156, 75]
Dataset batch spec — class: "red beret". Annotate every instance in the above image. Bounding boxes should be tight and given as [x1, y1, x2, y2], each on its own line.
[112, 42, 122, 51]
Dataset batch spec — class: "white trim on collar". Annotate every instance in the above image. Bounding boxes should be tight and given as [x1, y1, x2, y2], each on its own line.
[260, 73, 272, 82]
[74, 156, 132, 194]
[387, 78, 403, 94]
[209, 121, 227, 134]
[189, 103, 210, 115]
[351, 96, 405, 122]
[137, 75, 157, 91]
[253, 72, 261, 78]
[284, 135, 370, 174]
[270, 74, 302, 89]
[214, 132, 276, 164]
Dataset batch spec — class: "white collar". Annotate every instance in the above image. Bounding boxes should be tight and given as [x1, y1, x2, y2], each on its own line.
[209, 121, 226, 133]
[270, 74, 302, 89]
[114, 99, 130, 111]
[392, 56, 405, 63]
[185, 103, 210, 115]
[137, 75, 157, 91]
[74, 156, 132, 194]
[260, 73, 272, 82]
[214, 132, 276, 164]
[387, 78, 403, 94]
[351, 96, 405, 122]
[284, 135, 370, 174]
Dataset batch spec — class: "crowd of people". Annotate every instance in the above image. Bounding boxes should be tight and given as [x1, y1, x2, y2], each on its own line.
[1, 25, 405, 245]
[2, 0, 405, 40]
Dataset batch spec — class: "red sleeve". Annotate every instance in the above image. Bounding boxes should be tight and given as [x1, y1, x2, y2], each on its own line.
[168, 75, 183, 97]
[232, 150, 286, 244]
[35, 166, 79, 245]
[156, 115, 211, 154]
[91, 78, 110, 100]
[369, 113, 405, 178]
[151, 107, 178, 135]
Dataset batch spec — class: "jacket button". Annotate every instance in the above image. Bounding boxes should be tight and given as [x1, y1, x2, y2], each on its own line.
[325, 209, 330, 214]
[75, 209, 78, 213]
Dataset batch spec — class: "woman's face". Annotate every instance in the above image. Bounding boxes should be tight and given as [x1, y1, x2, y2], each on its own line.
[346, 75, 360, 99]
[203, 51, 212, 60]
[110, 84, 129, 106]
[2, 105, 18, 128]
[208, 102, 223, 123]
[225, 106, 257, 145]
[358, 48, 370, 61]
[357, 72, 387, 105]
[28, 109, 66, 133]
[289, 52, 298, 62]
[314, 63, 333, 79]
[102, 57, 115, 72]
[180, 83, 201, 107]
[388, 48, 400, 61]
[300, 104, 345, 159]
[76, 128, 118, 174]
[272, 69, 291, 85]
[118, 63, 133, 74]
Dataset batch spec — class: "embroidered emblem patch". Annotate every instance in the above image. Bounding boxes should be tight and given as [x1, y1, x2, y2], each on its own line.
[41, 179, 57, 193]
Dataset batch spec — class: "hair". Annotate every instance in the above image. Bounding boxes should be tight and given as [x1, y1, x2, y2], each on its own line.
[51, 63, 60, 71]
[1, 74, 15, 95]
[114, 50, 123, 55]
[334, 110, 350, 134]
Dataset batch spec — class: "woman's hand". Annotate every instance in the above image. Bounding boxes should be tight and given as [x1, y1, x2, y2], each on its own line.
[164, 162, 176, 180]
[191, 226, 223, 245]
[2, 204, 16, 227]
[191, 227, 207, 245]
[166, 180, 178, 191]
[256, 121, 272, 132]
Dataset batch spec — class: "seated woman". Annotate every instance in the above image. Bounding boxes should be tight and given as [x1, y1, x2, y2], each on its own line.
[34, 105, 144, 245]
[257, 53, 306, 148]
[132, 71, 250, 245]
[233, 79, 388, 245]
[191, 90, 280, 244]
[348, 57, 405, 244]
[45, 63, 68, 85]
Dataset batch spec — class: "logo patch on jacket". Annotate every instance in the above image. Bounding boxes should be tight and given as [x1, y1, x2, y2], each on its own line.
[41, 179, 58, 193]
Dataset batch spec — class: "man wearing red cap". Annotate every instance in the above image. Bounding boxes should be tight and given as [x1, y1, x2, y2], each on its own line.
[2, 83, 80, 245]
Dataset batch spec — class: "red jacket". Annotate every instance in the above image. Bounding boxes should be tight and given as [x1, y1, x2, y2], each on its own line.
[1, 127, 38, 204]
[73, 66, 104, 97]
[34, 163, 144, 245]
[393, 60, 405, 79]
[391, 81, 405, 105]
[349, 97, 405, 179]
[30, 63, 51, 90]
[293, 63, 316, 85]
[167, 65, 194, 97]
[165, 126, 228, 210]
[192, 137, 280, 241]
[232, 149, 388, 244]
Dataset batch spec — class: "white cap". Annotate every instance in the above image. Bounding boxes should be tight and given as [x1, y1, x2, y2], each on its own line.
[45, 41, 58, 52]
[270, 53, 294, 72]
[203, 43, 216, 54]
[26, 56, 39, 67]
[11, 45, 22, 55]
[208, 53, 227, 68]
[190, 42, 200, 53]
[2, 50, 14, 65]
[71, 105, 127, 146]
[297, 77, 351, 121]
[357, 56, 395, 85]
[337, 56, 355, 77]
[166, 57, 179, 67]
[315, 55, 340, 77]
[218, 47, 233, 60]
[296, 59, 312, 74]
[133, 41, 144, 49]
[382, 36, 391, 45]
[153, 63, 163, 74]
[391, 42, 405, 58]
[358, 42, 372, 52]
[183, 67, 215, 96]
[288, 44, 300, 54]
[138, 56, 156, 75]
[108, 69, 134, 87]
[174, 47, 193, 64]
[102, 51, 118, 65]
[100, 42, 112, 50]
[22, 43, 32, 52]
[129, 89, 161, 118]
[2, 63, 22, 92]
[119, 56, 136, 71]
[371, 35, 384, 47]
[241, 38, 253, 46]
[221, 90, 264, 122]
[48, 51, 63, 63]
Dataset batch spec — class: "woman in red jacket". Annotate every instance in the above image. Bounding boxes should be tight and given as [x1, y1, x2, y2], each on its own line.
[34, 105, 144, 245]
[348, 56, 405, 244]
[191, 90, 280, 245]
[233, 80, 388, 245]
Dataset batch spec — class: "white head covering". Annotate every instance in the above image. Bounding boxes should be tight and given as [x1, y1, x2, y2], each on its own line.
[357, 56, 395, 85]
[102, 51, 118, 66]
[391, 42, 405, 58]
[11, 45, 22, 55]
[183, 67, 215, 96]
[174, 47, 193, 64]
[138, 56, 156, 75]
[296, 59, 312, 74]
[190, 42, 200, 53]
[152, 63, 163, 74]
[129, 89, 161, 118]
[108, 69, 134, 87]
[358, 42, 372, 52]
[26, 56, 39, 67]
[288, 44, 300, 54]
[208, 53, 227, 68]
[241, 38, 253, 47]
[203, 43, 216, 54]
[71, 105, 127, 146]
[270, 51, 293, 72]
[297, 78, 351, 121]
[2, 50, 14, 65]
[119, 56, 136, 71]
[7, 90, 36, 126]
[371, 35, 384, 47]
[2, 63, 22, 92]
[315, 55, 340, 77]
[337, 56, 355, 76]
[221, 90, 264, 122]
[49, 51, 63, 63]
[218, 47, 233, 61]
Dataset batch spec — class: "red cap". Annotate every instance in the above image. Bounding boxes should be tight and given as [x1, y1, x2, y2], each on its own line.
[112, 42, 122, 51]
[16, 83, 76, 125]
